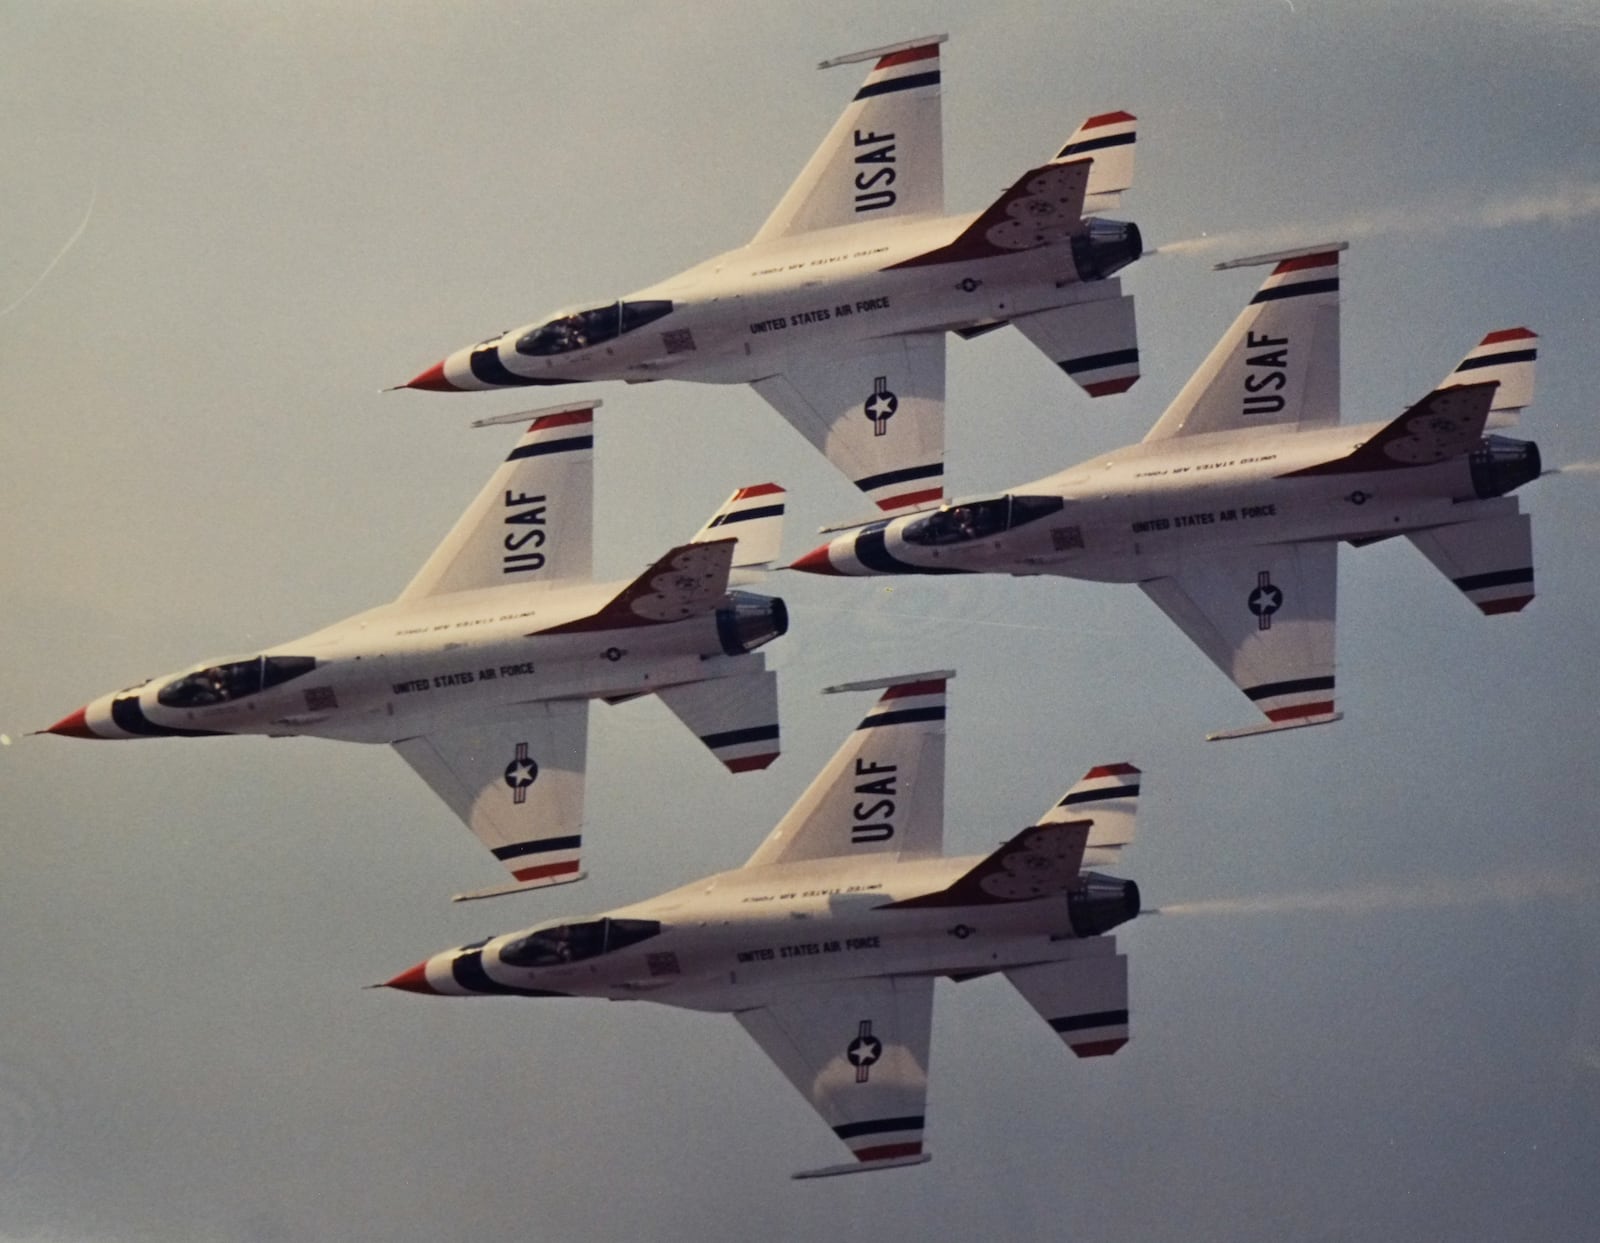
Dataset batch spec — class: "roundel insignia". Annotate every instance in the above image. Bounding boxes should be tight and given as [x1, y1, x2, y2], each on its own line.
[1247, 571, 1283, 631]
[863, 375, 898, 437]
[504, 742, 539, 804]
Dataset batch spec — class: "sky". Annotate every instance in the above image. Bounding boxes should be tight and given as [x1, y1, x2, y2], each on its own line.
[3, 1, 1599, 1239]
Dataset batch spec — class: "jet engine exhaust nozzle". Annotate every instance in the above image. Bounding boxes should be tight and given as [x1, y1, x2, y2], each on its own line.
[716, 591, 789, 656]
[1066, 871, 1141, 937]
[1469, 435, 1542, 499]
[1071, 218, 1143, 282]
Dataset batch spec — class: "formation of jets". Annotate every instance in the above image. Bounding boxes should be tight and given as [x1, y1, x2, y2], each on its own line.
[39, 34, 1549, 1172]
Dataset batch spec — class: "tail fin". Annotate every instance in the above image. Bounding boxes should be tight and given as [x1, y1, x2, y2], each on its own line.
[532, 540, 735, 635]
[1282, 381, 1498, 480]
[1041, 763, 1141, 868]
[1439, 328, 1537, 426]
[1055, 111, 1138, 210]
[690, 483, 786, 571]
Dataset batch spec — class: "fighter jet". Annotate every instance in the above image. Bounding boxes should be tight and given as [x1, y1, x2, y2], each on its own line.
[41, 401, 789, 899]
[400, 34, 1143, 515]
[792, 244, 1543, 739]
[381, 672, 1142, 1176]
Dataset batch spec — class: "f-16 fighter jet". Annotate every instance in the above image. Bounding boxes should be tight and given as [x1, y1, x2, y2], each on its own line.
[382, 672, 1142, 1176]
[41, 402, 789, 899]
[792, 244, 1543, 739]
[401, 35, 1143, 516]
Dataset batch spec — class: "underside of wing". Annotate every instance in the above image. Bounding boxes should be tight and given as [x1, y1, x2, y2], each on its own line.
[735, 975, 934, 1178]
[1407, 509, 1534, 615]
[1138, 541, 1340, 739]
[391, 700, 588, 899]
[1005, 939, 1130, 1058]
[1011, 283, 1140, 397]
[655, 666, 780, 772]
[752, 336, 944, 513]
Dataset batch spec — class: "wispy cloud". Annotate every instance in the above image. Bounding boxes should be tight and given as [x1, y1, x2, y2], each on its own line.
[1153, 182, 1600, 260]
[1, 181, 97, 319]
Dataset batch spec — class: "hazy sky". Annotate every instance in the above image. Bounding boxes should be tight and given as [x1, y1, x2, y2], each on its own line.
[4, 2, 1599, 1240]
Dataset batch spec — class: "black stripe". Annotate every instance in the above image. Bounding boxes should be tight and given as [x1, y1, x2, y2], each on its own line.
[1243, 676, 1336, 702]
[854, 462, 943, 494]
[1050, 1009, 1129, 1034]
[467, 343, 572, 387]
[507, 435, 593, 461]
[700, 724, 779, 750]
[1056, 131, 1135, 158]
[451, 950, 521, 995]
[1457, 348, 1536, 371]
[710, 504, 783, 526]
[1455, 567, 1533, 592]
[854, 525, 968, 576]
[110, 696, 226, 738]
[1059, 784, 1140, 806]
[859, 706, 945, 729]
[491, 835, 582, 862]
[1061, 347, 1139, 376]
[834, 1115, 925, 1141]
[854, 70, 940, 100]
[1250, 277, 1339, 304]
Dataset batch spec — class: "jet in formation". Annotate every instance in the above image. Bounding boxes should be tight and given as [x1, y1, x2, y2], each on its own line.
[400, 34, 1144, 515]
[382, 672, 1143, 1176]
[41, 401, 790, 899]
[792, 244, 1542, 738]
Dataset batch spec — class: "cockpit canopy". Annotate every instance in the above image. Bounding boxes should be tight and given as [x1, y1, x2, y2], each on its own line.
[498, 917, 663, 968]
[156, 655, 317, 709]
[901, 494, 1066, 547]
[514, 300, 675, 357]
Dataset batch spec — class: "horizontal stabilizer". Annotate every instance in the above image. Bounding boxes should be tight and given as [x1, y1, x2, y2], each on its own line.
[1439, 328, 1537, 419]
[656, 668, 780, 773]
[691, 483, 786, 567]
[881, 820, 1090, 909]
[1407, 511, 1534, 615]
[1055, 110, 1137, 209]
[533, 540, 735, 635]
[1012, 288, 1139, 397]
[1006, 941, 1130, 1058]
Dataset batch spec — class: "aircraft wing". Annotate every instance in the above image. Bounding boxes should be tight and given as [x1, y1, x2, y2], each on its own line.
[1004, 938, 1130, 1058]
[751, 36, 945, 245]
[1143, 245, 1343, 442]
[735, 975, 934, 1178]
[744, 672, 950, 867]
[1138, 542, 1341, 739]
[391, 699, 588, 899]
[752, 335, 944, 513]
[397, 403, 596, 603]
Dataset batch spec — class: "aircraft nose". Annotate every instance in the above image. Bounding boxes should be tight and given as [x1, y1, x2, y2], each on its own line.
[39, 705, 104, 740]
[381, 961, 440, 995]
[399, 359, 461, 392]
[789, 543, 844, 576]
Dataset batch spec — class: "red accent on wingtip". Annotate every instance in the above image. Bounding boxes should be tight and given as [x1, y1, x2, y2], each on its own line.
[1083, 376, 1138, 397]
[1264, 701, 1337, 722]
[1071, 1037, 1128, 1059]
[511, 860, 582, 884]
[403, 361, 459, 392]
[43, 706, 102, 739]
[874, 44, 939, 70]
[1270, 251, 1340, 276]
[1082, 109, 1136, 128]
[726, 753, 778, 773]
[880, 679, 946, 701]
[1084, 763, 1140, 779]
[1479, 595, 1533, 615]
[855, 1141, 924, 1162]
[733, 483, 784, 500]
[528, 409, 594, 431]
[1480, 327, 1536, 345]
[789, 545, 844, 576]
[383, 962, 439, 995]
[877, 487, 943, 511]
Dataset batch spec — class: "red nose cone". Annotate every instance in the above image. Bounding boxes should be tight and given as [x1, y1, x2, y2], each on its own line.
[383, 961, 439, 995]
[789, 544, 843, 576]
[42, 706, 101, 739]
[402, 360, 459, 392]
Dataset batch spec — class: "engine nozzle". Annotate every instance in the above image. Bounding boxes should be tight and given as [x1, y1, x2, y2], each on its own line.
[716, 591, 789, 656]
[1072, 218, 1143, 282]
[1067, 871, 1141, 937]
[1469, 434, 1541, 499]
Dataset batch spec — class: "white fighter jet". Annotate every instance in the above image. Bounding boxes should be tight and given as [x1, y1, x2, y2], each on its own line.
[41, 401, 789, 899]
[400, 34, 1143, 515]
[381, 672, 1143, 1176]
[792, 245, 1543, 739]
